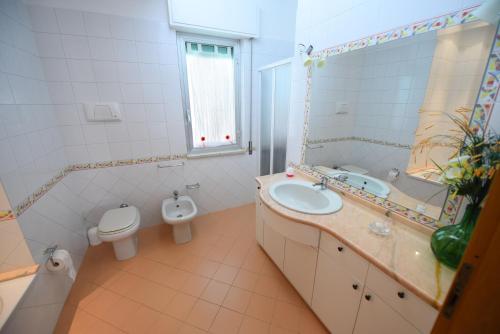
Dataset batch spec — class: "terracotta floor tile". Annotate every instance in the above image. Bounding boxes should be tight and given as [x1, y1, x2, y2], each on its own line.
[200, 280, 230, 305]
[180, 274, 210, 297]
[127, 278, 176, 311]
[276, 281, 306, 307]
[269, 325, 297, 334]
[148, 262, 174, 286]
[223, 249, 248, 267]
[239, 316, 270, 334]
[222, 287, 252, 313]
[245, 294, 276, 323]
[163, 268, 192, 290]
[87, 318, 124, 334]
[123, 257, 162, 279]
[147, 314, 183, 334]
[163, 292, 197, 320]
[54, 307, 97, 334]
[213, 264, 239, 284]
[186, 299, 220, 331]
[233, 269, 259, 291]
[271, 301, 302, 331]
[253, 275, 280, 299]
[102, 296, 141, 328]
[65, 280, 102, 308]
[107, 272, 143, 296]
[179, 323, 209, 334]
[298, 308, 329, 334]
[82, 288, 122, 319]
[209, 308, 243, 334]
[119, 305, 161, 334]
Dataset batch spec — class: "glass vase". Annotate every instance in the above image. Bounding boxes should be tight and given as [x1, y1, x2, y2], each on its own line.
[431, 204, 481, 269]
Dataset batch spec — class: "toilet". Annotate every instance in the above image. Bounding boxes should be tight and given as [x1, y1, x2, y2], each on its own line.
[162, 195, 198, 244]
[92, 206, 141, 260]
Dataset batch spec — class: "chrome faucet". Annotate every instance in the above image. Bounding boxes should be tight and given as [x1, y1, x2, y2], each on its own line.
[334, 174, 348, 182]
[313, 176, 328, 190]
[173, 190, 179, 200]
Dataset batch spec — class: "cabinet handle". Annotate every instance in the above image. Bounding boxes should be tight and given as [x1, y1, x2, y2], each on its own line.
[257, 186, 261, 190]
[397, 291, 405, 299]
[352, 284, 358, 290]
[337, 246, 343, 252]
[364, 294, 371, 301]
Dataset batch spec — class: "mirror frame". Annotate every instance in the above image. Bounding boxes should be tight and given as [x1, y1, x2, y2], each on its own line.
[298, 7, 500, 229]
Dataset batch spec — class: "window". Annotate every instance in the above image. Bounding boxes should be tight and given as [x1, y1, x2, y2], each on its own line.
[178, 34, 241, 154]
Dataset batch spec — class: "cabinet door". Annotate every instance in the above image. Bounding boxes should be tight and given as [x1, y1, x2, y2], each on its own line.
[263, 222, 285, 270]
[312, 250, 363, 334]
[353, 288, 420, 334]
[283, 238, 318, 305]
[255, 193, 263, 246]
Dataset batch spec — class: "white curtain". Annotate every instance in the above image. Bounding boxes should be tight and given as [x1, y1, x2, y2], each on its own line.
[186, 43, 236, 148]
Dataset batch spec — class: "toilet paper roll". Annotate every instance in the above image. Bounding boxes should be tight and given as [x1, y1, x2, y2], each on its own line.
[46, 249, 76, 281]
[87, 226, 102, 246]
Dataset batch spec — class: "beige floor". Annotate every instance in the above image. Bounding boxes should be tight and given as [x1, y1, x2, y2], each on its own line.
[55, 204, 328, 334]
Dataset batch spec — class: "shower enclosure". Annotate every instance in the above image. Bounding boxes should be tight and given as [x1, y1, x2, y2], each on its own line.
[259, 59, 291, 176]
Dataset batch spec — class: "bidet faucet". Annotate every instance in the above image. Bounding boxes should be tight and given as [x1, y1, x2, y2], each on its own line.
[173, 190, 179, 200]
[313, 176, 328, 190]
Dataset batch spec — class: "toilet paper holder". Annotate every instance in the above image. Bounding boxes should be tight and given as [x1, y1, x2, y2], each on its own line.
[44, 245, 59, 267]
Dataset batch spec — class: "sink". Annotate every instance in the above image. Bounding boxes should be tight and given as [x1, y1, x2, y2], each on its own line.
[268, 180, 343, 215]
[327, 171, 390, 198]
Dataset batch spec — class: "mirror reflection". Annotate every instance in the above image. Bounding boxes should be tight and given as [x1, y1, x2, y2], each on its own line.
[305, 21, 496, 220]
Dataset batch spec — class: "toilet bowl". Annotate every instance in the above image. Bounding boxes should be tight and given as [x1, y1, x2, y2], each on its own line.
[95, 206, 140, 260]
[162, 195, 198, 244]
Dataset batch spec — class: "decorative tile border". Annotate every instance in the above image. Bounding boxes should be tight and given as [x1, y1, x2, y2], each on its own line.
[292, 163, 439, 228]
[14, 154, 187, 217]
[299, 6, 500, 229]
[308, 137, 411, 150]
[311, 7, 478, 59]
[0, 210, 16, 222]
[439, 22, 500, 226]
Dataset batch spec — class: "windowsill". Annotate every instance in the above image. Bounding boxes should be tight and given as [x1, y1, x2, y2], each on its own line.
[187, 148, 248, 159]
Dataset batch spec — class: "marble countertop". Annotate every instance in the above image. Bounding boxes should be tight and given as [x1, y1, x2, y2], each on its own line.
[256, 171, 455, 309]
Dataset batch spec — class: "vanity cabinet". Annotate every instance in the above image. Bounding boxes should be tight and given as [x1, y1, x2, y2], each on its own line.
[353, 287, 420, 334]
[255, 201, 438, 334]
[283, 238, 318, 304]
[255, 183, 263, 246]
[312, 249, 364, 334]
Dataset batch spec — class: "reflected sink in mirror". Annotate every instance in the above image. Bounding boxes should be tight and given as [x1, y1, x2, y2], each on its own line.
[328, 171, 390, 199]
[269, 180, 343, 215]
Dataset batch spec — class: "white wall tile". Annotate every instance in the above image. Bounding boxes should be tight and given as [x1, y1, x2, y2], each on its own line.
[27, 5, 59, 33]
[67, 59, 95, 82]
[34, 33, 64, 57]
[60, 35, 90, 59]
[55, 8, 86, 35]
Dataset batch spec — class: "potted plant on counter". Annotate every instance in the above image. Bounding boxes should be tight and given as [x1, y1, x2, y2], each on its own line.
[415, 109, 500, 269]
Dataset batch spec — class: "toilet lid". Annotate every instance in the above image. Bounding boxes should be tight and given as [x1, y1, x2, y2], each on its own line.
[98, 206, 138, 234]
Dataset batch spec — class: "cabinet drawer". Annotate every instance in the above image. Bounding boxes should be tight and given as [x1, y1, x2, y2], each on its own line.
[366, 266, 438, 333]
[261, 204, 319, 247]
[319, 232, 369, 283]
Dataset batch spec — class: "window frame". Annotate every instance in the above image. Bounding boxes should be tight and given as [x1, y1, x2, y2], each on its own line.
[177, 33, 242, 155]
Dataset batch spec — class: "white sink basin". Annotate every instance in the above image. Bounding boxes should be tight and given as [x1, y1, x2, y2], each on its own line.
[268, 180, 343, 215]
[327, 171, 390, 198]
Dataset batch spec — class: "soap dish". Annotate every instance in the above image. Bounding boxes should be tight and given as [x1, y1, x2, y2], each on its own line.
[368, 221, 391, 236]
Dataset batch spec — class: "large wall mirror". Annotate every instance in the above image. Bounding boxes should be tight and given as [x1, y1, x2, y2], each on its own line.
[304, 21, 497, 221]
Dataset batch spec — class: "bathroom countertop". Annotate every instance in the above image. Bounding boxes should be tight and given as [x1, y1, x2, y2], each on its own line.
[0, 273, 37, 330]
[256, 172, 455, 309]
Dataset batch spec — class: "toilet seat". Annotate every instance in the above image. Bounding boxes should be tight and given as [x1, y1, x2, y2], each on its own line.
[98, 206, 140, 235]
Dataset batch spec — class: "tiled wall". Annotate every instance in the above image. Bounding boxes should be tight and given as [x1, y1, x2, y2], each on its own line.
[0, 0, 67, 207]
[1, 0, 297, 332]
[286, 0, 482, 165]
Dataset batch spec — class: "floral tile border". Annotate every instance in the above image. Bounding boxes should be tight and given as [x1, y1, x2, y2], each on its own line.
[311, 7, 478, 59]
[0, 210, 16, 222]
[308, 137, 412, 150]
[14, 154, 187, 217]
[299, 6, 499, 229]
[292, 163, 439, 228]
[439, 22, 500, 226]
